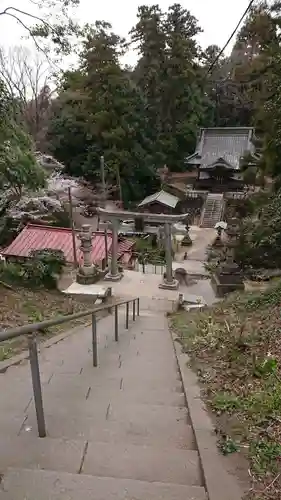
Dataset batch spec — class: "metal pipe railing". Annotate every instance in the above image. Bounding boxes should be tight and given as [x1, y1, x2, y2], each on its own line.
[0, 296, 140, 438]
[0, 297, 136, 342]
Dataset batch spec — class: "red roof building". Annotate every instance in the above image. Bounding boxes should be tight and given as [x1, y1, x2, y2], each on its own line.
[2, 224, 134, 267]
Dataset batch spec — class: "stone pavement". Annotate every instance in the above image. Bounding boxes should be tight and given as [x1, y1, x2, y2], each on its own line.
[0, 307, 207, 499]
[176, 226, 216, 263]
[98, 270, 217, 310]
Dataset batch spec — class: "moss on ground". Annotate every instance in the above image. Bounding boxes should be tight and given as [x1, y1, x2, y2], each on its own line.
[170, 282, 281, 500]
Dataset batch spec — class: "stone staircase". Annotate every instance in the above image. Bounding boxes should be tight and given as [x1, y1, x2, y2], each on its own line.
[0, 310, 207, 500]
[200, 193, 224, 228]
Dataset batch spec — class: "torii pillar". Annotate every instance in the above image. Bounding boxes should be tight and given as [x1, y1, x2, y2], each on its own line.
[104, 218, 122, 281]
[159, 222, 178, 290]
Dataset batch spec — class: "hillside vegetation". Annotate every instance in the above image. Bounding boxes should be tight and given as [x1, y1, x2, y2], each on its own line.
[0, 285, 92, 363]
[171, 283, 281, 500]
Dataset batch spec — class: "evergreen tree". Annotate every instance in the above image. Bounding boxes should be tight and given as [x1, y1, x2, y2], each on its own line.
[131, 4, 205, 171]
[162, 3, 205, 168]
[48, 21, 160, 205]
[131, 5, 166, 168]
[235, 1, 281, 183]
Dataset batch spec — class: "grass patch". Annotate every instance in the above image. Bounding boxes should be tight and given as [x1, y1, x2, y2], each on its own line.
[170, 282, 281, 500]
[0, 285, 94, 360]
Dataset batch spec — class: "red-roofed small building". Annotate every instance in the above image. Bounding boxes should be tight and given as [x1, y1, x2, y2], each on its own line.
[2, 224, 135, 269]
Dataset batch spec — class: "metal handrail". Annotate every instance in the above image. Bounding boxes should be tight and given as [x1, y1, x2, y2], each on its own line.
[0, 296, 140, 439]
[0, 297, 138, 341]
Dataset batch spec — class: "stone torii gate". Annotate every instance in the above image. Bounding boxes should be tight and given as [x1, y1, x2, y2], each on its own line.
[96, 207, 190, 290]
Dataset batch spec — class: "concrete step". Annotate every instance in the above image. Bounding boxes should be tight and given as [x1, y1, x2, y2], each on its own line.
[0, 468, 207, 500]
[0, 436, 201, 485]
[81, 441, 201, 485]
[0, 435, 85, 475]
[20, 404, 195, 449]
[44, 383, 186, 407]
[24, 399, 189, 426]
[43, 371, 183, 395]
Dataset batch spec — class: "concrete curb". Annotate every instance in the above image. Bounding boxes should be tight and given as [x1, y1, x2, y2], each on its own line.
[0, 309, 111, 374]
[171, 333, 244, 500]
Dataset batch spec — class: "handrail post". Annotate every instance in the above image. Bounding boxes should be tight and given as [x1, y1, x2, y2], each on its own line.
[137, 298, 140, 316]
[125, 302, 129, 329]
[92, 314, 98, 367]
[114, 305, 119, 341]
[28, 334, 46, 438]
[133, 300, 136, 321]
[108, 287, 113, 314]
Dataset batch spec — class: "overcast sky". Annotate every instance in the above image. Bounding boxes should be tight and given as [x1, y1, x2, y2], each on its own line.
[0, 0, 250, 65]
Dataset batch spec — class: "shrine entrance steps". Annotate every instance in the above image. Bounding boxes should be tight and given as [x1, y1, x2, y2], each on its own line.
[200, 193, 224, 228]
[0, 307, 207, 500]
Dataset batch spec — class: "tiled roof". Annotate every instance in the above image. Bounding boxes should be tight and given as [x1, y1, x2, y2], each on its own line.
[109, 237, 135, 259]
[138, 190, 179, 209]
[186, 127, 255, 171]
[2, 224, 133, 265]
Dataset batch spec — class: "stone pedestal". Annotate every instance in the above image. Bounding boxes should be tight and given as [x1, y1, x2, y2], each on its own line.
[76, 271, 99, 285]
[104, 271, 122, 282]
[212, 235, 224, 248]
[159, 278, 179, 290]
[212, 262, 244, 297]
[181, 234, 192, 246]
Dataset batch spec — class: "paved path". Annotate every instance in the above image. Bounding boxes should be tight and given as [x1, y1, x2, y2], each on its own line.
[176, 226, 216, 263]
[0, 307, 207, 499]
[99, 271, 217, 311]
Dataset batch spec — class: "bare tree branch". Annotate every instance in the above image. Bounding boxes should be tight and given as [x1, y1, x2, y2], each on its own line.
[0, 7, 51, 29]
[0, 46, 56, 149]
[1, 11, 47, 54]
[0, 4, 79, 63]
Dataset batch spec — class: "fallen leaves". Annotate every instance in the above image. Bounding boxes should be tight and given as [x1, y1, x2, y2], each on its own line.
[170, 282, 281, 500]
[0, 284, 92, 360]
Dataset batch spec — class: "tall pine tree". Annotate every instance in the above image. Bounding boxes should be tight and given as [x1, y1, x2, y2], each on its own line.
[162, 3, 204, 168]
[131, 4, 205, 171]
[48, 21, 160, 204]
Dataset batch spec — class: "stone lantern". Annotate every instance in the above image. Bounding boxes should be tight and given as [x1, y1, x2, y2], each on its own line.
[213, 221, 227, 248]
[181, 219, 192, 247]
[211, 218, 244, 297]
[76, 224, 98, 285]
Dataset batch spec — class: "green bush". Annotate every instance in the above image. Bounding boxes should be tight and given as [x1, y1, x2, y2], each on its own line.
[235, 190, 281, 269]
[29, 249, 66, 275]
[1, 249, 66, 289]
